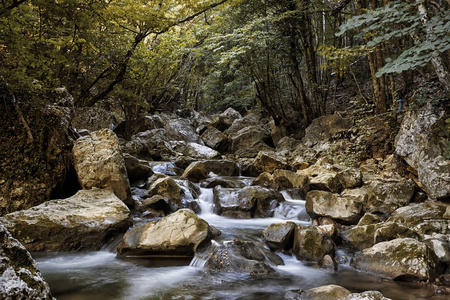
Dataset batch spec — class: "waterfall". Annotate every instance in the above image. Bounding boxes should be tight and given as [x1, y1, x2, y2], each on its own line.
[198, 187, 214, 215]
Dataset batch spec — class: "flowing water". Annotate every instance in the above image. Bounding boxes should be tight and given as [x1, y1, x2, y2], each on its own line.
[34, 168, 446, 300]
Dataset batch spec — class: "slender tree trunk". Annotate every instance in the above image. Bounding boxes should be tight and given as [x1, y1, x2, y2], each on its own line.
[418, 2, 450, 92]
[9, 94, 34, 144]
[357, 0, 388, 113]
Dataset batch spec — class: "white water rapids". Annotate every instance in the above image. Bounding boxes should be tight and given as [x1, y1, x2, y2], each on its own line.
[34, 175, 446, 300]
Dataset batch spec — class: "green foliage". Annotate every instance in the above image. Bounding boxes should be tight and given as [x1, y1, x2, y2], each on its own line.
[337, 0, 450, 77]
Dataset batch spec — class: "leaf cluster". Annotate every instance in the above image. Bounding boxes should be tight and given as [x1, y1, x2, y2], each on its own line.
[337, 0, 450, 77]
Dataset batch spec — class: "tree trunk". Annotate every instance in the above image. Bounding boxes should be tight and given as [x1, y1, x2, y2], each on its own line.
[357, 0, 388, 113]
[418, 2, 450, 92]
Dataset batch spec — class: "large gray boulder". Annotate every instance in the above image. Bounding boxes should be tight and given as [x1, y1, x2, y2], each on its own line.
[148, 177, 181, 207]
[293, 225, 336, 263]
[164, 118, 203, 144]
[395, 101, 450, 199]
[254, 170, 310, 198]
[0, 189, 131, 251]
[288, 285, 351, 300]
[200, 126, 229, 152]
[169, 141, 221, 160]
[341, 222, 420, 250]
[363, 179, 415, 214]
[253, 151, 288, 174]
[229, 125, 272, 153]
[73, 129, 132, 206]
[224, 111, 262, 135]
[285, 288, 391, 300]
[297, 162, 362, 194]
[219, 107, 242, 128]
[121, 128, 176, 160]
[182, 160, 240, 182]
[262, 221, 296, 251]
[0, 222, 54, 300]
[123, 153, 153, 181]
[213, 186, 285, 218]
[306, 190, 363, 224]
[116, 209, 219, 257]
[202, 240, 284, 276]
[352, 238, 440, 281]
[387, 201, 449, 236]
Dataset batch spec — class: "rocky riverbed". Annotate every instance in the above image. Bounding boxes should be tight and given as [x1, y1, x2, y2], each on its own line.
[1, 104, 449, 299]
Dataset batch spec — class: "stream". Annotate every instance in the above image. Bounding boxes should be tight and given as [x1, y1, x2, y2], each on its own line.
[33, 163, 446, 300]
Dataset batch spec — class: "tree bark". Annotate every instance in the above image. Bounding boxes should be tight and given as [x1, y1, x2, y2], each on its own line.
[418, 2, 450, 92]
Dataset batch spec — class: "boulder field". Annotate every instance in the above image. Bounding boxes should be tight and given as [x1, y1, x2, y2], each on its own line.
[1, 105, 449, 298]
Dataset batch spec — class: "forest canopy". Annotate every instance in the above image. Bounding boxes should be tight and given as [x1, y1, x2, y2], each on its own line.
[1, 0, 449, 128]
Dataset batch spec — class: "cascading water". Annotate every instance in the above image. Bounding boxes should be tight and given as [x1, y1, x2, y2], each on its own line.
[33, 174, 446, 300]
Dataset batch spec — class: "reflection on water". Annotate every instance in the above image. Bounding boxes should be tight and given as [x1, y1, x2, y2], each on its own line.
[33, 184, 447, 300]
[34, 250, 445, 300]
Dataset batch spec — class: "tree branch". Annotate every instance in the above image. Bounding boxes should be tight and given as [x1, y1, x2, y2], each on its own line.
[84, 0, 231, 107]
[328, 0, 352, 16]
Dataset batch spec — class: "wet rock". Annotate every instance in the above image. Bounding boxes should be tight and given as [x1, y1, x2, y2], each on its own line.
[343, 291, 392, 300]
[72, 107, 114, 132]
[306, 190, 363, 224]
[203, 240, 283, 275]
[213, 186, 285, 219]
[123, 153, 153, 181]
[164, 118, 203, 144]
[293, 225, 336, 262]
[253, 151, 288, 174]
[425, 238, 450, 264]
[201, 127, 229, 152]
[262, 221, 296, 251]
[253, 170, 309, 197]
[200, 176, 240, 189]
[142, 195, 172, 215]
[320, 254, 338, 271]
[148, 177, 181, 207]
[303, 114, 353, 147]
[169, 141, 221, 160]
[219, 107, 242, 128]
[182, 160, 240, 182]
[0, 189, 131, 251]
[394, 101, 450, 199]
[342, 223, 420, 250]
[352, 238, 440, 281]
[387, 201, 449, 236]
[73, 129, 132, 206]
[363, 179, 415, 214]
[117, 209, 219, 257]
[294, 284, 351, 300]
[0, 222, 54, 300]
[318, 224, 341, 245]
[253, 172, 274, 188]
